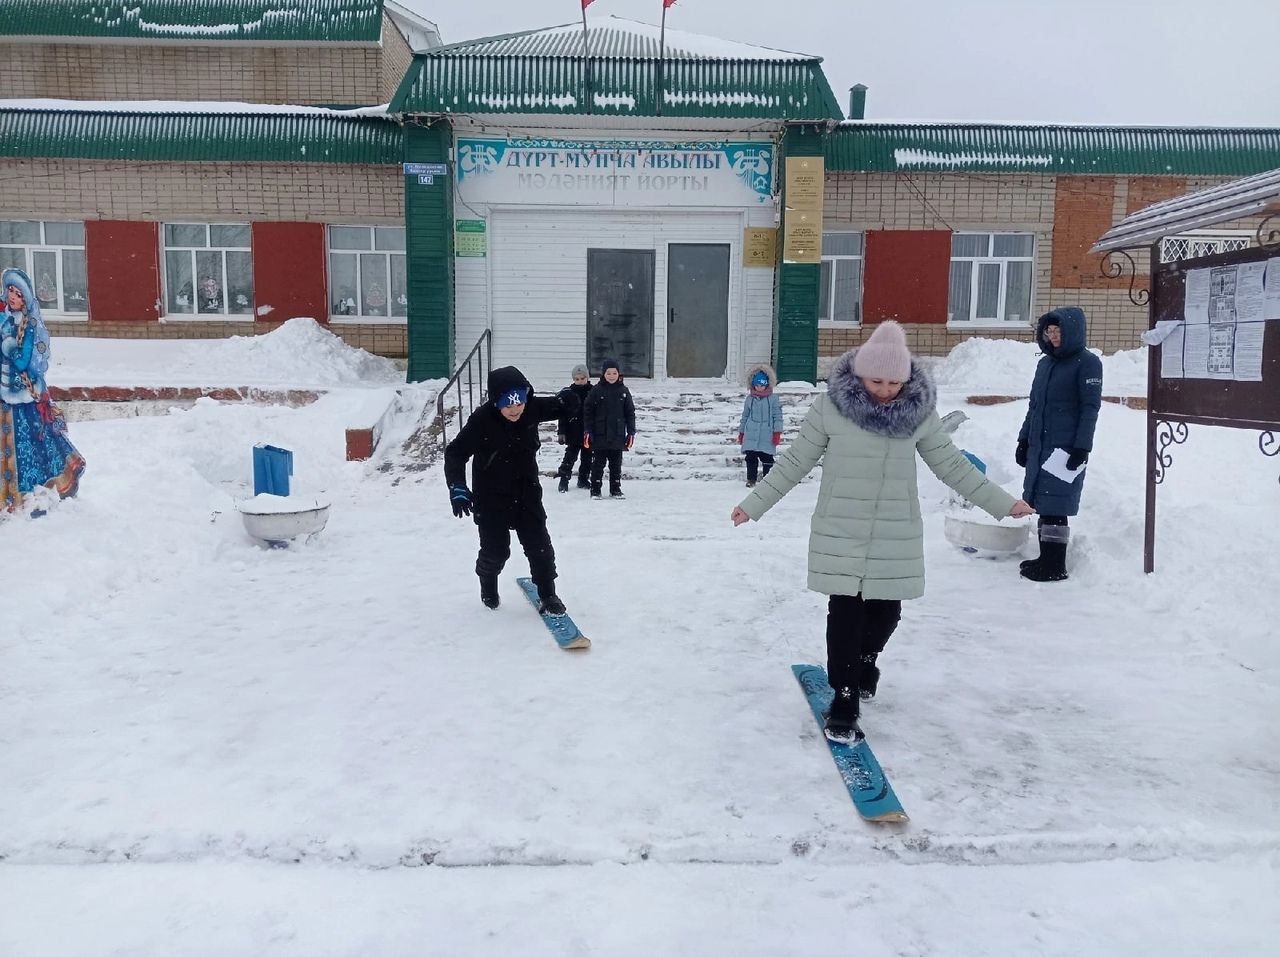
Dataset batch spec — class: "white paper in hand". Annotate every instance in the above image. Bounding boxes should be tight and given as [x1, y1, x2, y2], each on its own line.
[1042, 447, 1086, 483]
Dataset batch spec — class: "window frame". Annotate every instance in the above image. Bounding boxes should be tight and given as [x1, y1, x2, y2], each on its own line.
[326, 224, 408, 324]
[0, 220, 89, 319]
[1159, 230, 1253, 264]
[161, 222, 255, 320]
[947, 231, 1036, 328]
[818, 229, 864, 328]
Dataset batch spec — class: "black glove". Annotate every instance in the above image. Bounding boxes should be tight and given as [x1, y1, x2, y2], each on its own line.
[556, 432, 566, 445]
[1015, 440, 1028, 468]
[1066, 447, 1089, 471]
[449, 485, 473, 518]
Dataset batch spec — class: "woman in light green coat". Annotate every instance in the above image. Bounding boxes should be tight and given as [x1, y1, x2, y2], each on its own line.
[731, 321, 1034, 742]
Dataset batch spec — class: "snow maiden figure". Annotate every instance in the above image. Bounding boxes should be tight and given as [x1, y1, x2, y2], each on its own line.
[1, 267, 86, 512]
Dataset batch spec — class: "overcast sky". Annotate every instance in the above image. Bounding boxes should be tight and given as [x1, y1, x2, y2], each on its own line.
[398, 0, 1280, 126]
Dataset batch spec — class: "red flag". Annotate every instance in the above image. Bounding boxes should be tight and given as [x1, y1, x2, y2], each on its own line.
[582, 0, 595, 8]
[664, 0, 678, 7]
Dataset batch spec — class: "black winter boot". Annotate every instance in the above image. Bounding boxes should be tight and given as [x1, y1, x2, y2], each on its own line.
[479, 575, 500, 609]
[536, 582, 566, 616]
[824, 686, 864, 743]
[858, 655, 881, 701]
[538, 593, 567, 616]
[557, 475, 569, 493]
[1021, 540, 1068, 581]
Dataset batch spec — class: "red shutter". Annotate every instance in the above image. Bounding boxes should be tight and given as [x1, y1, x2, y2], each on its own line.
[251, 222, 328, 323]
[862, 229, 952, 325]
[85, 221, 161, 321]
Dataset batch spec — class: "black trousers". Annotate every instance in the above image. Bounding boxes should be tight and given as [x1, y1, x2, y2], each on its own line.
[589, 449, 624, 492]
[744, 450, 774, 482]
[825, 594, 902, 693]
[475, 510, 557, 595]
[557, 443, 593, 485]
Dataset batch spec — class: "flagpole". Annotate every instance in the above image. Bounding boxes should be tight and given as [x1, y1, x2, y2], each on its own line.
[581, 1, 592, 113]
[658, 2, 667, 115]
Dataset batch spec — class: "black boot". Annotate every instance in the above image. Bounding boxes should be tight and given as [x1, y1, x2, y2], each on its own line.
[479, 575, 500, 609]
[590, 484, 602, 499]
[557, 475, 569, 493]
[824, 686, 864, 743]
[1021, 540, 1068, 581]
[536, 585, 566, 616]
[609, 482, 625, 499]
[858, 655, 880, 701]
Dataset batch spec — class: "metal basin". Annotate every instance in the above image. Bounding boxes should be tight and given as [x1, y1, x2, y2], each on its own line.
[238, 498, 330, 546]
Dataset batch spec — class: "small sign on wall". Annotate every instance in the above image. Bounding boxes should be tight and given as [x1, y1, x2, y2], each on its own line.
[783, 209, 821, 264]
[743, 228, 777, 267]
[784, 156, 824, 210]
[455, 219, 487, 257]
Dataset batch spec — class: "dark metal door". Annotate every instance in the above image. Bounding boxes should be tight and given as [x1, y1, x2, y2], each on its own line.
[666, 243, 730, 378]
[586, 249, 654, 377]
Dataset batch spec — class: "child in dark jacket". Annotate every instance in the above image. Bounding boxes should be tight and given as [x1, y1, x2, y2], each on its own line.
[555, 363, 593, 493]
[443, 365, 569, 614]
[582, 358, 636, 499]
[738, 362, 784, 487]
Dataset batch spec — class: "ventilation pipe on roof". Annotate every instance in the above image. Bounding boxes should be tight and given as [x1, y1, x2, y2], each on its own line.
[848, 84, 868, 120]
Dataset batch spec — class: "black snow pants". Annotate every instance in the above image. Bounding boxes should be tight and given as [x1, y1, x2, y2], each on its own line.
[475, 509, 557, 596]
[825, 594, 902, 695]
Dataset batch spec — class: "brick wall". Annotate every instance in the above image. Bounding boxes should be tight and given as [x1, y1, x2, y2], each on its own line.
[821, 171, 1259, 360]
[44, 319, 407, 358]
[6, 41, 384, 106]
[380, 17, 416, 104]
[0, 158, 402, 222]
[2, 158, 406, 356]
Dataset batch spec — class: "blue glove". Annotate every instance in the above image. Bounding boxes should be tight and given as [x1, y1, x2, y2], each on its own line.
[1066, 447, 1089, 471]
[449, 485, 473, 518]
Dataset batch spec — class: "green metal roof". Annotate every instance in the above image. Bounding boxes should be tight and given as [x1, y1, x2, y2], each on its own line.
[0, 108, 402, 164]
[390, 18, 843, 120]
[826, 123, 1280, 176]
[0, 0, 384, 43]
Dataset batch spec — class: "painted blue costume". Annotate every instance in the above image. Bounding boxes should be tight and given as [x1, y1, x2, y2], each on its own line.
[1, 267, 85, 511]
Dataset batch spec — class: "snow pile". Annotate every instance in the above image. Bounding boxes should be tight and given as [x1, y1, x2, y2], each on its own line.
[929, 336, 1147, 395]
[52, 318, 403, 389]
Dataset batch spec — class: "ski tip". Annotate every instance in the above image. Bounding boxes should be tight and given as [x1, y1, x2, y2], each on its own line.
[561, 636, 591, 650]
[863, 810, 910, 824]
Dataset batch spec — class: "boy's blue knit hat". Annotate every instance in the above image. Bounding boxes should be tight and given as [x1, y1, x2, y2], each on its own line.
[495, 386, 528, 409]
[751, 370, 769, 387]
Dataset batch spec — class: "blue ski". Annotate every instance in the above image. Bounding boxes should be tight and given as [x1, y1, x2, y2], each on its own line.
[792, 663, 909, 823]
[516, 577, 591, 650]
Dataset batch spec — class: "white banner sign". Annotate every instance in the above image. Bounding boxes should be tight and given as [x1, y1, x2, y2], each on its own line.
[455, 137, 775, 208]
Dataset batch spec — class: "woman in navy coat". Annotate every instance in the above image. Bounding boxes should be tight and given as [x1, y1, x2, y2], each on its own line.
[1016, 307, 1102, 582]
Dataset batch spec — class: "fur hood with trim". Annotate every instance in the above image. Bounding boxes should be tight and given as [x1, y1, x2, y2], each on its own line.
[744, 362, 777, 389]
[827, 348, 936, 438]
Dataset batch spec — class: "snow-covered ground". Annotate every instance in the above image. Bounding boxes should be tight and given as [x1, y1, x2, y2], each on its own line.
[2, 328, 1276, 955]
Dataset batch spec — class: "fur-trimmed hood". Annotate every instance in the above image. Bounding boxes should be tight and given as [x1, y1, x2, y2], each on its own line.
[827, 348, 936, 438]
[744, 362, 777, 388]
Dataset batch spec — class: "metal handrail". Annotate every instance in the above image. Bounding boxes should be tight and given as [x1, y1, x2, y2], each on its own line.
[436, 329, 492, 447]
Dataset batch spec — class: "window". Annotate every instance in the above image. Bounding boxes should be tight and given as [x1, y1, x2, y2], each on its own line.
[819, 231, 863, 325]
[0, 220, 89, 315]
[1159, 232, 1251, 263]
[328, 225, 407, 321]
[163, 224, 253, 317]
[948, 232, 1034, 324]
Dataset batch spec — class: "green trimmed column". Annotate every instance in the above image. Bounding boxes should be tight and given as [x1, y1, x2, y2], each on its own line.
[404, 119, 454, 382]
[774, 124, 825, 384]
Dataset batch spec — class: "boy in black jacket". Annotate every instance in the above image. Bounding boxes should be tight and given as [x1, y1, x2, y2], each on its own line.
[555, 363, 593, 493]
[444, 366, 568, 614]
[582, 358, 636, 499]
